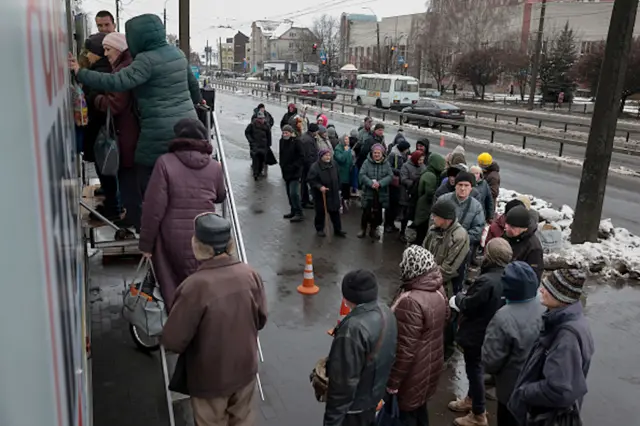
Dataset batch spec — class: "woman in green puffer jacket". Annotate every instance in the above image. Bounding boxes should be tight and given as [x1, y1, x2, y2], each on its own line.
[333, 133, 355, 212]
[358, 144, 393, 240]
[70, 14, 203, 194]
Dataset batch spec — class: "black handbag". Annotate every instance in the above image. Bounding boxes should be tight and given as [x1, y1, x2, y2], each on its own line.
[168, 353, 189, 395]
[266, 147, 278, 166]
[528, 404, 582, 426]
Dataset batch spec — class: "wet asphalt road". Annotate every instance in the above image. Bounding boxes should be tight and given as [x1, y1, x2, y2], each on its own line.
[214, 91, 640, 426]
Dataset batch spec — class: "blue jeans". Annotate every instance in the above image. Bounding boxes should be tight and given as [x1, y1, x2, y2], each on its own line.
[285, 180, 302, 215]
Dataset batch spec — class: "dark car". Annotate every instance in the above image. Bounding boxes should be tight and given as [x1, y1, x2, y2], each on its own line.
[402, 99, 465, 129]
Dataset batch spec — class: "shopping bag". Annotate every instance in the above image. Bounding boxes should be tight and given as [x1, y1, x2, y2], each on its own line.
[309, 357, 329, 402]
[122, 257, 167, 337]
[376, 394, 403, 426]
[266, 147, 278, 166]
[94, 107, 119, 176]
[72, 81, 88, 127]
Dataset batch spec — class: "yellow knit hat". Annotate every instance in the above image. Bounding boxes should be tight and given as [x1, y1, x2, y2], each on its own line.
[478, 152, 493, 167]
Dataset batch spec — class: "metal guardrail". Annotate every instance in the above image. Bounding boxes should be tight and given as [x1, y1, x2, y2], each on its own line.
[214, 82, 640, 158]
[220, 79, 640, 142]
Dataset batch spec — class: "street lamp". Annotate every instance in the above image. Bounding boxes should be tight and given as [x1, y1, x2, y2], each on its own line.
[363, 7, 382, 73]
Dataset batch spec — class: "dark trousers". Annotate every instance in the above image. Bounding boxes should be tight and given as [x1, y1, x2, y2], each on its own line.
[301, 165, 312, 205]
[444, 310, 458, 361]
[384, 190, 400, 228]
[251, 152, 265, 177]
[136, 164, 154, 201]
[285, 180, 302, 216]
[497, 402, 519, 426]
[463, 345, 486, 415]
[118, 167, 141, 229]
[341, 183, 351, 201]
[399, 405, 429, 426]
[342, 409, 376, 426]
[96, 165, 121, 212]
[414, 223, 429, 246]
[314, 200, 342, 232]
[361, 206, 382, 230]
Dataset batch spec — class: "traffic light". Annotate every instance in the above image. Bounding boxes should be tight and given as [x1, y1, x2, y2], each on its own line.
[322, 59, 326, 65]
[391, 46, 396, 51]
[312, 43, 317, 54]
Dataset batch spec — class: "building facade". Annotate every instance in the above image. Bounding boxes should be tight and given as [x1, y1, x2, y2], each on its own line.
[249, 20, 319, 73]
[221, 39, 234, 71]
[233, 31, 250, 73]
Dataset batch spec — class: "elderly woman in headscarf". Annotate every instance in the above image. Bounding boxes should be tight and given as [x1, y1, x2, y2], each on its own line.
[316, 125, 333, 152]
[93, 32, 141, 229]
[358, 143, 393, 240]
[387, 245, 449, 425]
[306, 148, 346, 238]
[138, 118, 227, 310]
[448, 238, 513, 426]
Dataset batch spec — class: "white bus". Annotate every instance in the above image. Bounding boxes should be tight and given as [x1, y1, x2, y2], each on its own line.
[354, 74, 420, 109]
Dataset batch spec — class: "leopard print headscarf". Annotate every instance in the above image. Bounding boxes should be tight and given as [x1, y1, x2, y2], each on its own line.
[400, 245, 436, 281]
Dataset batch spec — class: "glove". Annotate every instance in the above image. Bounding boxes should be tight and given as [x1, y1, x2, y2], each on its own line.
[449, 295, 460, 312]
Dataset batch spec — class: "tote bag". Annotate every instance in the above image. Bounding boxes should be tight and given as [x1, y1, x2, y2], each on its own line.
[122, 257, 167, 337]
[94, 107, 120, 176]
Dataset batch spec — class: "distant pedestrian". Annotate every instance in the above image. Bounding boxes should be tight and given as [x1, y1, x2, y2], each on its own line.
[384, 139, 411, 234]
[448, 238, 513, 426]
[244, 111, 272, 181]
[508, 269, 594, 425]
[300, 123, 320, 208]
[307, 149, 346, 238]
[324, 270, 398, 426]
[398, 150, 427, 243]
[162, 213, 267, 426]
[316, 125, 333, 153]
[469, 165, 494, 223]
[333, 134, 355, 211]
[358, 144, 393, 240]
[357, 123, 386, 169]
[279, 125, 304, 222]
[477, 153, 500, 209]
[280, 103, 298, 130]
[327, 126, 339, 149]
[412, 152, 446, 245]
[387, 246, 449, 426]
[483, 261, 545, 426]
[252, 103, 274, 128]
[504, 206, 544, 281]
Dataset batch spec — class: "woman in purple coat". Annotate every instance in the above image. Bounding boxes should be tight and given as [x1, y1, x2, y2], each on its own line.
[139, 118, 226, 309]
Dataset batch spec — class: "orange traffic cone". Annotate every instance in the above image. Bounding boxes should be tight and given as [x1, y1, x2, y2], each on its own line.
[440, 136, 446, 147]
[327, 298, 351, 335]
[297, 254, 320, 295]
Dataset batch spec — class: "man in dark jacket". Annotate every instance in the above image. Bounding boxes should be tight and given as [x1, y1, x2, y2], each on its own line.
[478, 152, 500, 209]
[448, 238, 514, 426]
[508, 269, 594, 423]
[357, 123, 386, 169]
[300, 123, 320, 208]
[504, 206, 544, 281]
[325, 270, 398, 426]
[245, 111, 272, 180]
[279, 125, 304, 222]
[252, 103, 275, 128]
[280, 103, 298, 129]
[162, 213, 267, 424]
[71, 14, 203, 195]
[483, 261, 544, 426]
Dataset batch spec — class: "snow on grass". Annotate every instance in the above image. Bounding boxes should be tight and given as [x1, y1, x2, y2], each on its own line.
[227, 87, 640, 178]
[498, 188, 640, 279]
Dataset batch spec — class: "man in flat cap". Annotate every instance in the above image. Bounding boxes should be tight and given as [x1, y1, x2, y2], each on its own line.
[162, 212, 267, 426]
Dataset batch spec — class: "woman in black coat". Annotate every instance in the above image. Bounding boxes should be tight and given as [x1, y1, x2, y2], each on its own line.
[306, 149, 346, 238]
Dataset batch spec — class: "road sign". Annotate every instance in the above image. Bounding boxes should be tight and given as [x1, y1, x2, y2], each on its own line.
[191, 65, 200, 79]
[398, 56, 405, 64]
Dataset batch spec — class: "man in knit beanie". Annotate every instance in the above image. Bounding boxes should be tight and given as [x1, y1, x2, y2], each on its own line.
[509, 268, 594, 423]
[504, 206, 544, 281]
[324, 270, 398, 426]
[482, 261, 544, 426]
[279, 125, 305, 222]
[448, 238, 512, 426]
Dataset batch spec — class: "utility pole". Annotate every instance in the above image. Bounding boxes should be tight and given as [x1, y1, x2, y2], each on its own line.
[115, 0, 121, 31]
[376, 20, 382, 73]
[219, 37, 223, 71]
[163, 7, 167, 29]
[572, 0, 639, 244]
[527, 0, 546, 110]
[206, 39, 209, 76]
[178, 0, 189, 59]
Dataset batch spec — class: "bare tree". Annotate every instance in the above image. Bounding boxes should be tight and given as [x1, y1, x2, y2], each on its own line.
[504, 48, 532, 100]
[294, 29, 320, 83]
[420, 13, 454, 92]
[454, 45, 505, 100]
[313, 14, 340, 83]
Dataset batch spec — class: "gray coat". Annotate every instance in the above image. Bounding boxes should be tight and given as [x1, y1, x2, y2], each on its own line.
[438, 192, 486, 246]
[475, 179, 495, 221]
[482, 301, 545, 405]
[399, 161, 425, 207]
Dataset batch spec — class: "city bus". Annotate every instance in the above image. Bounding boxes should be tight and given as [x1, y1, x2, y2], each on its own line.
[354, 74, 420, 110]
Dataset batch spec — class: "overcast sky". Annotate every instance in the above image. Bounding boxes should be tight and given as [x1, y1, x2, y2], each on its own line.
[82, 0, 427, 52]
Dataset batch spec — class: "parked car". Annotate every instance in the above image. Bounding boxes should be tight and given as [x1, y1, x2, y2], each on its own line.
[402, 99, 465, 129]
[297, 85, 337, 101]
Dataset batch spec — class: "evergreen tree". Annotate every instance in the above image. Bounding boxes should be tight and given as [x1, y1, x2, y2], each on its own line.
[539, 22, 578, 102]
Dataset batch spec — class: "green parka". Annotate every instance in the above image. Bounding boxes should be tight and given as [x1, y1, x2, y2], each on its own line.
[413, 153, 446, 226]
[333, 142, 354, 184]
[359, 153, 393, 209]
[76, 14, 202, 167]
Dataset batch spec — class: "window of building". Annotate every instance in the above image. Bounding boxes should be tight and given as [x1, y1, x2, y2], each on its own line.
[289, 42, 294, 48]
[290, 32, 296, 38]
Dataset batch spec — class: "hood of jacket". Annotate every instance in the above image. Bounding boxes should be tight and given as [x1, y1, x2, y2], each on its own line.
[403, 268, 444, 292]
[168, 138, 212, 169]
[393, 133, 407, 145]
[327, 127, 338, 138]
[486, 161, 500, 173]
[426, 152, 446, 175]
[449, 151, 466, 167]
[125, 14, 168, 58]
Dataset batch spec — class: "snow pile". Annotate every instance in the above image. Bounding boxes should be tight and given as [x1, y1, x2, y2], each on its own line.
[498, 189, 640, 279]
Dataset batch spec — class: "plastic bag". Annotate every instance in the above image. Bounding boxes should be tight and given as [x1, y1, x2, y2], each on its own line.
[94, 108, 120, 176]
[72, 82, 88, 126]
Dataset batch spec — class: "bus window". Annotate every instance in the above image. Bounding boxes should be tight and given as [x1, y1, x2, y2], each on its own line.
[374, 79, 382, 91]
[407, 82, 419, 92]
[382, 80, 390, 92]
